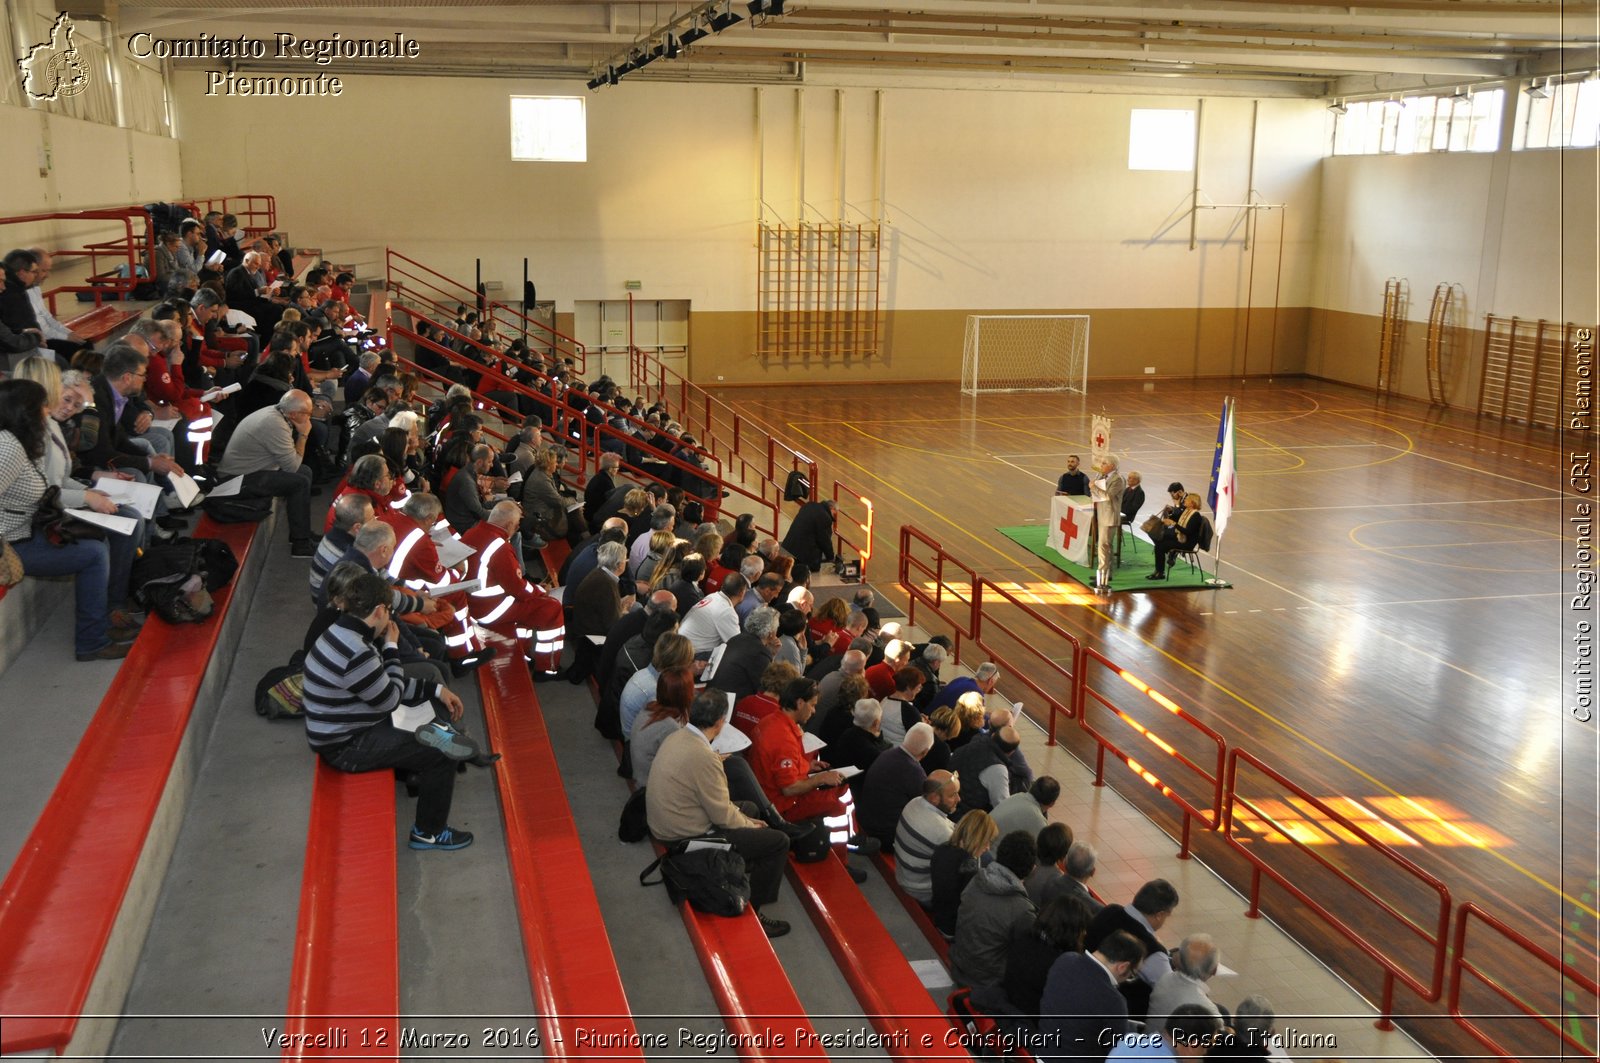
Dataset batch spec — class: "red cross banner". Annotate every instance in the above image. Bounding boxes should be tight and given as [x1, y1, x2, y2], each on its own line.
[1091, 413, 1113, 467]
[1048, 495, 1093, 566]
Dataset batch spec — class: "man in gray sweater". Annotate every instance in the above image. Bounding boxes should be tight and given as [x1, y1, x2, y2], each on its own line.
[218, 389, 318, 555]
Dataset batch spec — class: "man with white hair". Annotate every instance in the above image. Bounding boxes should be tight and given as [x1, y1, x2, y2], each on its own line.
[857, 721, 935, 847]
[567, 539, 633, 682]
[1145, 935, 1224, 1041]
[734, 558, 774, 622]
[705, 605, 781, 701]
[1091, 452, 1126, 593]
[865, 637, 912, 699]
[812, 648, 867, 738]
[219, 388, 319, 555]
[459, 500, 566, 674]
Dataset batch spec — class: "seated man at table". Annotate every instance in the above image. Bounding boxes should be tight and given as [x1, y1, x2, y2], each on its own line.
[1055, 454, 1089, 496]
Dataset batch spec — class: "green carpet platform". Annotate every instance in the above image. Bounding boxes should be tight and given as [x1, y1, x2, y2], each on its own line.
[996, 524, 1231, 592]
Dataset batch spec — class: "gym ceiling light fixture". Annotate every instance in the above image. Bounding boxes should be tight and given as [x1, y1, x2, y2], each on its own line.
[1525, 78, 1550, 98]
[1327, 99, 1347, 115]
[587, 0, 771, 90]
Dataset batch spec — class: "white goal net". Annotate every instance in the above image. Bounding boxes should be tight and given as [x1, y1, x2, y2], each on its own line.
[961, 315, 1090, 395]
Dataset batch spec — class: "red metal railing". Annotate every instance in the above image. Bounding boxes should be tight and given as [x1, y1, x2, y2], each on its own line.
[890, 522, 1465, 1032]
[1079, 647, 1225, 859]
[897, 525, 979, 663]
[385, 248, 587, 374]
[1, 206, 149, 311]
[1224, 748, 1452, 1023]
[1449, 902, 1598, 1060]
[831, 480, 874, 582]
[972, 578, 1081, 745]
[181, 194, 277, 237]
[1, 195, 277, 313]
[628, 344, 818, 503]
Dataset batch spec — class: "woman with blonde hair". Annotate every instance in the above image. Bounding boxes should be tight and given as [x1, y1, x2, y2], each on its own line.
[929, 810, 1000, 936]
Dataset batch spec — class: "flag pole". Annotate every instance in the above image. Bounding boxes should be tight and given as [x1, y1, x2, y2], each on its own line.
[1205, 535, 1229, 587]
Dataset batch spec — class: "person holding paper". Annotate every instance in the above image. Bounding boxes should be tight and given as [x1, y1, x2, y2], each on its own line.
[19, 359, 149, 626]
[748, 675, 866, 848]
[1090, 454, 1126, 593]
[645, 689, 794, 939]
[0, 379, 135, 661]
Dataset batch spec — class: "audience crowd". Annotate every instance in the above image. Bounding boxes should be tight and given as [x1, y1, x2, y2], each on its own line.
[2, 233, 1292, 1060]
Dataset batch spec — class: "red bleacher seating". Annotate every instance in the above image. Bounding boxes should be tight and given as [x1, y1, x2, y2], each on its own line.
[0, 515, 262, 1056]
[475, 653, 645, 1058]
[280, 763, 398, 1061]
[63, 305, 139, 344]
[786, 853, 971, 1061]
[871, 851, 953, 963]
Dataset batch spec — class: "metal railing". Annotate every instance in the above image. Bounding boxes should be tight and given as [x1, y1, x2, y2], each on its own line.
[1080, 647, 1225, 859]
[891, 522, 1467, 1031]
[972, 578, 1081, 746]
[1223, 749, 1452, 1023]
[385, 248, 587, 374]
[1448, 902, 1599, 1059]
[181, 194, 277, 237]
[831, 479, 874, 581]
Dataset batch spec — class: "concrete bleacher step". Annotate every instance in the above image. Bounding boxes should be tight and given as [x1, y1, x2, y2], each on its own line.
[105, 528, 532, 1060]
[532, 675, 891, 1056]
[0, 508, 277, 1059]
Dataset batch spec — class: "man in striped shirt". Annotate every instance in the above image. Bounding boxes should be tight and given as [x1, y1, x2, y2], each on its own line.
[893, 770, 960, 903]
[304, 572, 475, 851]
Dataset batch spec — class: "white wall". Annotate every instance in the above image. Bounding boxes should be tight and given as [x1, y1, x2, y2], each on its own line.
[170, 71, 1327, 318]
[1312, 145, 1598, 327]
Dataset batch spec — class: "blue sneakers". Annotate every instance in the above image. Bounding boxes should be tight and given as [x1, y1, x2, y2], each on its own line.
[414, 720, 479, 760]
[408, 825, 474, 851]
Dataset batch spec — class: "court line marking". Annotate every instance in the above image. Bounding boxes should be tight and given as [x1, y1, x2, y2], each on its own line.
[780, 418, 1598, 919]
[993, 443, 1400, 459]
[1245, 497, 1558, 513]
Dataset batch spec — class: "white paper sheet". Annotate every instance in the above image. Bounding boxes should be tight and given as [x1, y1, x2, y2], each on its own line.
[424, 578, 481, 597]
[700, 642, 729, 682]
[94, 478, 163, 519]
[208, 475, 245, 498]
[67, 509, 138, 536]
[711, 725, 751, 755]
[390, 700, 436, 732]
[150, 417, 181, 432]
[802, 732, 826, 754]
[200, 382, 241, 403]
[167, 469, 204, 508]
[433, 537, 475, 569]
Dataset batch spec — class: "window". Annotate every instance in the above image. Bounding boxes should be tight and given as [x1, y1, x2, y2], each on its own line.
[510, 95, 587, 162]
[1128, 109, 1196, 171]
[1332, 90, 1503, 156]
[1513, 78, 1600, 150]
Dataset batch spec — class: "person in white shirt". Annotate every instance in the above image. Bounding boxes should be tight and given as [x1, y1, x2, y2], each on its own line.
[676, 572, 748, 654]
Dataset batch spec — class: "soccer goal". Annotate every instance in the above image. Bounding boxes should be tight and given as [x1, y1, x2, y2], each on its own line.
[960, 315, 1090, 395]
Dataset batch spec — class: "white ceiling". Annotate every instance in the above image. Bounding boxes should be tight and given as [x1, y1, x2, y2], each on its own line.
[115, 0, 1600, 98]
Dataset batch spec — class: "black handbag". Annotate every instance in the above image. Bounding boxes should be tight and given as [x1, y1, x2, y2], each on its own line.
[640, 838, 750, 916]
[26, 483, 106, 545]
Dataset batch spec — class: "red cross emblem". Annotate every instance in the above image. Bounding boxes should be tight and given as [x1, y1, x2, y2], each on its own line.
[1059, 514, 1083, 549]
[1094, 430, 1106, 449]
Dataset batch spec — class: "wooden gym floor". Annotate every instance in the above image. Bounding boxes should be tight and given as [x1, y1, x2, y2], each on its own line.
[712, 375, 1595, 1033]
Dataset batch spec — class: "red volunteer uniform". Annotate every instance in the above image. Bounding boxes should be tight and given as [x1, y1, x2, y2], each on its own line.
[458, 519, 565, 673]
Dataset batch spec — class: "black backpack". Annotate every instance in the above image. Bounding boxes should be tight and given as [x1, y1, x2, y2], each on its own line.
[788, 817, 832, 862]
[618, 787, 649, 843]
[130, 537, 238, 594]
[255, 650, 307, 720]
[640, 839, 749, 917]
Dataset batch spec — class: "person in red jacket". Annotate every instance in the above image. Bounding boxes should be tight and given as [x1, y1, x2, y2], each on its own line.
[324, 454, 398, 533]
[460, 499, 565, 675]
[378, 491, 476, 658]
